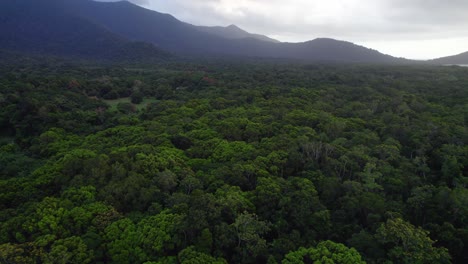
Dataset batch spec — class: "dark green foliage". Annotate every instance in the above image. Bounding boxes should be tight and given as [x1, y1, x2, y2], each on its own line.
[0, 62, 466, 263]
[131, 91, 144, 104]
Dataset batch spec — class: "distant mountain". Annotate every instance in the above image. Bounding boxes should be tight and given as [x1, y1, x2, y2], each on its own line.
[0, 0, 169, 62]
[69, 0, 404, 63]
[431, 51, 468, 65]
[195, 24, 280, 43]
[276, 38, 402, 63]
[0, 0, 406, 63]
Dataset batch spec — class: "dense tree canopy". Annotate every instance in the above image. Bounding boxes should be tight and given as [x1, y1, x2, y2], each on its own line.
[0, 60, 466, 263]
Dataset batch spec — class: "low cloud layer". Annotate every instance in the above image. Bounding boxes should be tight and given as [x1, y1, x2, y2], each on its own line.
[96, 0, 468, 59]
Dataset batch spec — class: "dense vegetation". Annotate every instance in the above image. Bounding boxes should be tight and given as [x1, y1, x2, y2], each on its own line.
[0, 0, 170, 63]
[0, 61, 466, 263]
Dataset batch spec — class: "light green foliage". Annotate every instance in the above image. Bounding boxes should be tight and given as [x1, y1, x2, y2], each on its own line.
[178, 246, 227, 264]
[43, 236, 93, 264]
[233, 212, 269, 247]
[359, 162, 383, 192]
[212, 140, 256, 162]
[104, 218, 147, 263]
[232, 212, 270, 263]
[138, 211, 183, 254]
[376, 218, 451, 263]
[282, 240, 365, 264]
[104, 211, 183, 263]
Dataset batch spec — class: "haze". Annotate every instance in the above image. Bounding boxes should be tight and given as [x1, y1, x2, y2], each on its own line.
[97, 0, 468, 60]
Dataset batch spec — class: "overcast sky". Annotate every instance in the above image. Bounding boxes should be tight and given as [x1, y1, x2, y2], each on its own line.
[98, 0, 468, 59]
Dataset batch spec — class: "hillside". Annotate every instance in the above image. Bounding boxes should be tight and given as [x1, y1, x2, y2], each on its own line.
[431, 51, 468, 65]
[72, 0, 404, 62]
[0, 0, 169, 62]
[195, 24, 280, 43]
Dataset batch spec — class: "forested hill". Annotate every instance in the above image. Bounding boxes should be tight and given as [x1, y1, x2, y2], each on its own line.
[0, 61, 467, 263]
[69, 0, 404, 63]
[195, 24, 281, 43]
[0, 0, 405, 63]
[431, 51, 468, 65]
[0, 0, 170, 62]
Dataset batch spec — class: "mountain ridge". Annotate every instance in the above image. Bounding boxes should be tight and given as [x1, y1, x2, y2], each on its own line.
[195, 24, 280, 43]
[0, 0, 432, 63]
[430, 51, 468, 65]
[67, 0, 406, 63]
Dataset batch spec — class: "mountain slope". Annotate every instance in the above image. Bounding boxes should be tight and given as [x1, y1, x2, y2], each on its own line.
[1, 0, 406, 63]
[195, 24, 280, 43]
[277, 38, 399, 63]
[67, 0, 404, 63]
[431, 51, 468, 65]
[0, 0, 169, 62]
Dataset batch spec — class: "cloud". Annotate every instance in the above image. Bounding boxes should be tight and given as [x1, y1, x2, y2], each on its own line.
[147, 0, 468, 39]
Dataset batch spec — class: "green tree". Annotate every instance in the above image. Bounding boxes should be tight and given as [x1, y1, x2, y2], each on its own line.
[131, 91, 144, 104]
[178, 246, 226, 264]
[282, 240, 365, 264]
[104, 218, 147, 264]
[43, 236, 93, 264]
[375, 218, 450, 264]
[138, 210, 184, 256]
[232, 212, 270, 263]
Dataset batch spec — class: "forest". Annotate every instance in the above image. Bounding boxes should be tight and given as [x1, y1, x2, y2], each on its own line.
[0, 60, 467, 263]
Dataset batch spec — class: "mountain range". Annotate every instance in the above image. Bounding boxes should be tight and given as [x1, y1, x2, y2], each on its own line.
[0, 0, 466, 64]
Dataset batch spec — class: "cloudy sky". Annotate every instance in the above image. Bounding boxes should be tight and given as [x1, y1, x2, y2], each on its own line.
[99, 0, 468, 59]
